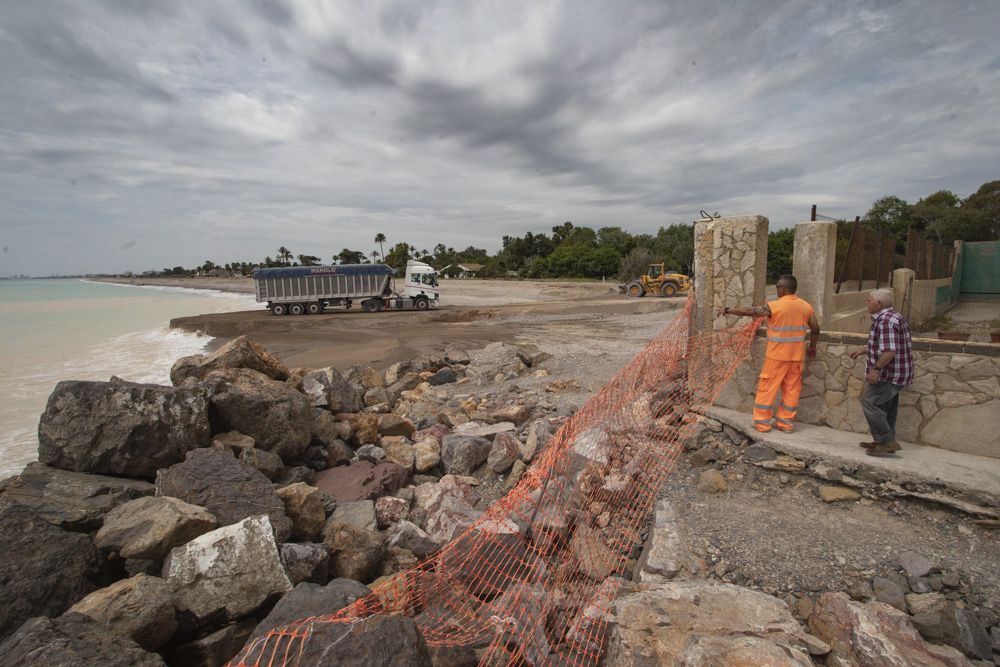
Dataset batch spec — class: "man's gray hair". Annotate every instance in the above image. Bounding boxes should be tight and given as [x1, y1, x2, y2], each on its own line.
[871, 288, 893, 308]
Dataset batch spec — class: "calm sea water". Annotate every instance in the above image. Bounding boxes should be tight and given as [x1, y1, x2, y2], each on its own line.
[0, 279, 258, 478]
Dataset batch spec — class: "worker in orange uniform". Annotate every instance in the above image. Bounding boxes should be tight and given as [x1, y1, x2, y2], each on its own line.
[720, 274, 820, 433]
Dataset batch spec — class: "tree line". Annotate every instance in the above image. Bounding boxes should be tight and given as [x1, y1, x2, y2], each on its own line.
[152, 179, 997, 283]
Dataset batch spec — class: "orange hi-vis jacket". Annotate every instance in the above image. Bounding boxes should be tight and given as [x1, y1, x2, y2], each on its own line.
[765, 295, 814, 361]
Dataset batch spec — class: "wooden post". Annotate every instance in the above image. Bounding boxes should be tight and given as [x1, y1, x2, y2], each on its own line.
[875, 224, 883, 289]
[857, 226, 865, 292]
[810, 205, 817, 222]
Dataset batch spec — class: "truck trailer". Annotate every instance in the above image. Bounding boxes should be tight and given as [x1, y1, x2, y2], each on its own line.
[252, 260, 439, 315]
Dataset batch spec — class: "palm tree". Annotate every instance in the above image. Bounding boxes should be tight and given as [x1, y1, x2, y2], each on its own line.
[277, 246, 293, 265]
[374, 233, 386, 265]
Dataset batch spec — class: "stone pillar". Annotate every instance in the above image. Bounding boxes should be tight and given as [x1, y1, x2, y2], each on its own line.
[792, 221, 837, 328]
[891, 268, 915, 322]
[692, 215, 769, 335]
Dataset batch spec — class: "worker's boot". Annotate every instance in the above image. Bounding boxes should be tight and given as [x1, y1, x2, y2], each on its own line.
[866, 442, 901, 456]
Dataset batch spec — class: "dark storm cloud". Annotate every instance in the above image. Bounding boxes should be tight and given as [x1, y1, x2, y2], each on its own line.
[0, 0, 997, 276]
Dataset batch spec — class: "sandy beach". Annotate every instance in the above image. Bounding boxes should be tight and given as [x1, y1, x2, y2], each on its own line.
[161, 278, 686, 382]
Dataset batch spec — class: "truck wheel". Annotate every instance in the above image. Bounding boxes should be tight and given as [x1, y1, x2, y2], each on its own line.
[289, 303, 305, 316]
[362, 299, 382, 313]
[660, 282, 678, 297]
[415, 297, 430, 310]
[271, 304, 287, 316]
[306, 302, 322, 315]
[625, 281, 645, 297]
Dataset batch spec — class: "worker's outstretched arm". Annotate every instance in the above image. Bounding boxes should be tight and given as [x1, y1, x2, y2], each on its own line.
[721, 304, 771, 318]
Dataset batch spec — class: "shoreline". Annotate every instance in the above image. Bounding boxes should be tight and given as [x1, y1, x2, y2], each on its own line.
[94, 276, 255, 294]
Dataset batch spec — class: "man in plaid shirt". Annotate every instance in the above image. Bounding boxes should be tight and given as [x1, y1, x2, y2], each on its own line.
[849, 288, 914, 456]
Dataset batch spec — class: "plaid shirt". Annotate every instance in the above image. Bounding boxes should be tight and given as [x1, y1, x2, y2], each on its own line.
[867, 307, 914, 385]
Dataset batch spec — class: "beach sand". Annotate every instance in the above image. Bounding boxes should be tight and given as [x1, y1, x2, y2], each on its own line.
[165, 279, 686, 377]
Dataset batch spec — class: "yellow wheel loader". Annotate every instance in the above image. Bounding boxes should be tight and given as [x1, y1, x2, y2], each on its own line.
[621, 263, 691, 297]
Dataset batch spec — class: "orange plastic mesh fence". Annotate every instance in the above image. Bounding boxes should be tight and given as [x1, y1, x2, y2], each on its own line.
[230, 301, 760, 667]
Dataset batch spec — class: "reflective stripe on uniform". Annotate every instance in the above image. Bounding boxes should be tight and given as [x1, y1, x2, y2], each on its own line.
[754, 403, 773, 411]
[776, 417, 793, 426]
[753, 418, 775, 425]
[780, 402, 798, 413]
[769, 325, 810, 332]
[767, 335, 807, 343]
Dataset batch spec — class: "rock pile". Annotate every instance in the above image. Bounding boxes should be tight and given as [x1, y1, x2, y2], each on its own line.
[0, 334, 558, 665]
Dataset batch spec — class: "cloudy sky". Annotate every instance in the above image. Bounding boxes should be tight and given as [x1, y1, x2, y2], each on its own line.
[1, 1, 998, 276]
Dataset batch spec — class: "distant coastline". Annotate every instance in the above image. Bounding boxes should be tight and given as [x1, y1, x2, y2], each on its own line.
[95, 276, 255, 295]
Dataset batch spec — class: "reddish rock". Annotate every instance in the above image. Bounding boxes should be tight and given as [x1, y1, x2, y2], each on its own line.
[314, 461, 409, 503]
[412, 424, 451, 442]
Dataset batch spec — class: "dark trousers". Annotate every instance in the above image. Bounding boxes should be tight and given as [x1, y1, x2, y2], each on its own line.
[860, 381, 902, 444]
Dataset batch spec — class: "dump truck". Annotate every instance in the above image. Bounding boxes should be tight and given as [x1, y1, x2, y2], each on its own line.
[621, 263, 691, 297]
[252, 260, 439, 315]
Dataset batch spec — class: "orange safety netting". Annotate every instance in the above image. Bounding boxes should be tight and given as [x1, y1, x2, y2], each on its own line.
[230, 300, 759, 667]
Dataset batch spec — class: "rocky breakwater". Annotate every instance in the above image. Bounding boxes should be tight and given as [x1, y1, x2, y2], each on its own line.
[0, 335, 564, 665]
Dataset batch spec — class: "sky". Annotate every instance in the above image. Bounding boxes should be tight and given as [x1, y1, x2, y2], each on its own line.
[1, 1, 998, 276]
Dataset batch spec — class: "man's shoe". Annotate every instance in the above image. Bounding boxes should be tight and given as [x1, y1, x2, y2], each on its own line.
[858, 441, 878, 449]
[866, 442, 901, 456]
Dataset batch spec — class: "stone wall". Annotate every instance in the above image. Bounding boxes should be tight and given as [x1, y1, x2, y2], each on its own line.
[715, 333, 1000, 458]
[692, 215, 768, 335]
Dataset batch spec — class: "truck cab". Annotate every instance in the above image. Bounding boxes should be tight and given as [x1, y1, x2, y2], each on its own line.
[402, 260, 440, 307]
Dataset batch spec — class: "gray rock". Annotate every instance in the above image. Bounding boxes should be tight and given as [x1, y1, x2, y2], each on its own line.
[897, 551, 939, 578]
[637, 498, 690, 582]
[346, 364, 384, 389]
[911, 611, 943, 641]
[0, 613, 166, 666]
[37, 378, 211, 477]
[487, 431, 519, 473]
[325, 439, 354, 467]
[872, 576, 907, 612]
[156, 447, 292, 542]
[203, 368, 312, 461]
[743, 444, 777, 462]
[364, 386, 393, 407]
[211, 431, 255, 451]
[940, 606, 992, 660]
[68, 574, 176, 651]
[520, 419, 553, 462]
[331, 500, 377, 531]
[412, 475, 483, 543]
[0, 503, 109, 640]
[279, 543, 330, 585]
[163, 515, 292, 635]
[324, 522, 386, 583]
[242, 579, 371, 651]
[237, 447, 284, 480]
[428, 368, 458, 386]
[96, 495, 217, 560]
[355, 444, 386, 464]
[386, 520, 441, 559]
[274, 465, 316, 488]
[163, 616, 257, 667]
[0, 462, 154, 531]
[170, 335, 289, 385]
[443, 346, 470, 365]
[440, 434, 492, 475]
[312, 367, 365, 413]
[387, 373, 423, 401]
[384, 361, 412, 386]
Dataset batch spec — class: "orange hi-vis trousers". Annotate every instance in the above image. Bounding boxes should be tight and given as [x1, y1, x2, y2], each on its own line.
[752, 357, 803, 432]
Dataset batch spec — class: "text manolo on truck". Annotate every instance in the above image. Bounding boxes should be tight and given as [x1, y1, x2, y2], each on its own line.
[252, 260, 439, 315]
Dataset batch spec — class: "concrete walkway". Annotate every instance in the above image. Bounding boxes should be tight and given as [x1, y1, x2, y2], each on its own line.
[707, 406, 1000, 515]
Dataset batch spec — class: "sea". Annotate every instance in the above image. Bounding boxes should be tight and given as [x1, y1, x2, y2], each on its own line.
[0, 279, 259, 479]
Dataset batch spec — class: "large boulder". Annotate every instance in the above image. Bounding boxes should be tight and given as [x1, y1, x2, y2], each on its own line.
[279, 543, 331, 585]
[0, 613, 166, 666]
[243, 578, 371, 647]
[163, 515, 292, 635]
[155, 447, 292, 542]
[170, 335, 289, 386]
[96, 495, 217, 560]
[68, 574, 176, 651]
[236, 612, 430, 667]
[324, 522, 386, 583]
[37, 378, 210, 477]
[314, 461, 409, 503]
[0, 503, 109, 640]
[0, 462, 154, 531]
[605, 581, 824, 666]
[275, 483, 326, 542]
[440, 434, 492, 475]
[809, 591, 972, 666]
[301, 367, 364, 413]
[203, 368, 312, 461]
